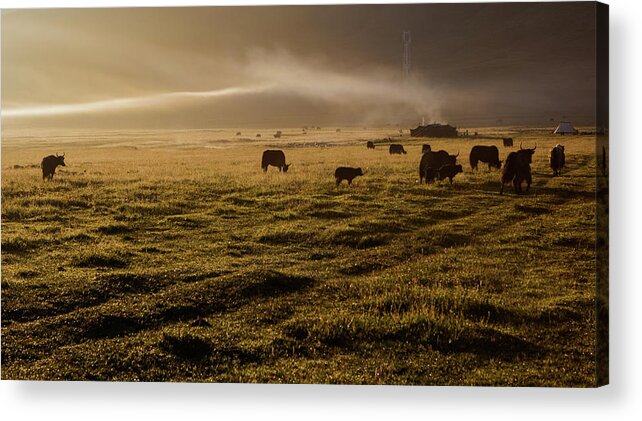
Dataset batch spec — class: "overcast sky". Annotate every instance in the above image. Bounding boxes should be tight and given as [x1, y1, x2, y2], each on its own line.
[1, 3, 598, 129]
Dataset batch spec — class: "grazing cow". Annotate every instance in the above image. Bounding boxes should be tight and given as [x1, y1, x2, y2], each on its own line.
[422, 144, 431, 154]
[274, 131, 282, 139]
[366, 141, 375, 150]
[334, 167, 363, 186]
[500, 144, 536, 194]
[436, 164, 463, 184]
[261, 150, 290, 173]
[256, 134, 261, 138]
[419, 150, 459, 183]
[389, 144, 407, 155]
[549, 144, 566, 176]
[470, 145, 502, 171]
[503, 138, 514, 147]
[236, 132, 242, 136]
[41, 153, 66, 180]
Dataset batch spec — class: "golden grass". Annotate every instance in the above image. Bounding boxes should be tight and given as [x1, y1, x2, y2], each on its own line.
[1, 126, 602, 385]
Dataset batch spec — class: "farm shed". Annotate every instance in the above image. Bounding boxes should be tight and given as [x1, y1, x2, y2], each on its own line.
[410, 124, 458, 138]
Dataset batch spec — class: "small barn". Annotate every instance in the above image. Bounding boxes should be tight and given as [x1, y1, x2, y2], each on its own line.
[553, 121, 578, 135]
[410, 124, 458, 138]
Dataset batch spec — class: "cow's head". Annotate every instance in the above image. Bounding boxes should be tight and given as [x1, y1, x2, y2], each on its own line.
[454, 164, 463, 175]
[56, 153, 66, 166]
[356, 167, 364, 176]
[519, 145, 536, 164]
[555, 144, 565, 151]
[282, 163, 291, 173]
[494, 159, 503, 169]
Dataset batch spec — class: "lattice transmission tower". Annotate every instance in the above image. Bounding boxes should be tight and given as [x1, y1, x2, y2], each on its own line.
[402, 31, 412, 78]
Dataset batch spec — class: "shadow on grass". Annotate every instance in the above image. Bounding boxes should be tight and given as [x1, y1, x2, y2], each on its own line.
[159, 332, 213, 361]
[1, 270, 223, 325]
[2, 269, 319, 364]
[514, 204, 552, 215]
[71, 250, 132, 269]
[440, 328, 542, 360]
[1, 236, 43, 254]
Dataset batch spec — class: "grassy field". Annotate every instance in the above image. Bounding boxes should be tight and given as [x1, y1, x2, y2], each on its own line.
[1, 127, 602, 385]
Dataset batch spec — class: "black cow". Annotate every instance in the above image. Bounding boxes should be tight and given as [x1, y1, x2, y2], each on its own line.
[334, 167, 363, 186]
[470, 145, 502, 171]
[389, 144, 407, 155]
[419, 150, 459, 183]
[500, 144, 536, 194]
[274, 131, 282, 139]
[41, 153, 66, 180]
[549, 144, 566, 176]
[423, 167, 440, 184]
[367, 141, 375, 150]
[261, 150, 290, 173]
[422, 144, 431, 154]
[436, 164, 463, 184]
[503, 138, 514, 147]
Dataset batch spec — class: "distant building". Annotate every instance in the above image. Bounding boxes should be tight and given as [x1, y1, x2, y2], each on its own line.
[553, 121, 578, 135]
[410, 124, 458, 138]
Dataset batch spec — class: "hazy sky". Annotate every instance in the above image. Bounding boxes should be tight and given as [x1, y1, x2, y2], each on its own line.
[1, 3, 598, 129]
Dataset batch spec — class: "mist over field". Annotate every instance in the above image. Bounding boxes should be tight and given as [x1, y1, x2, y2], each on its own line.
[3, 49, 443, 127]
[2, 3, 597, 129]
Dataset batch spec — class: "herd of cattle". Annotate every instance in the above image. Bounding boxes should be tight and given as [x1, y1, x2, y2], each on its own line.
[259, 140, 567, 193]
[39, 139, 568, 195]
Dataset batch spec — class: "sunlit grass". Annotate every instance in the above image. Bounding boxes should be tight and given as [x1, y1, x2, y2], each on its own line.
[1, 127, 600, 385]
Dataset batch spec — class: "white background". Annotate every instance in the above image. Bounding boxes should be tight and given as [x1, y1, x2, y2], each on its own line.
[1, 1, 640, 420]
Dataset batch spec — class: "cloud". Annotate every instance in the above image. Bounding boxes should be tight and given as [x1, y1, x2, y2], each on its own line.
[2, 48, 443, 127]
[242, 48, 443, 120]
[2, 86, 272, 118]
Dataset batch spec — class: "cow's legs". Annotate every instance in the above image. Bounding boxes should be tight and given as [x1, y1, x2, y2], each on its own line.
[335, 178, 341, 187]
[347, 178, 353, 186]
